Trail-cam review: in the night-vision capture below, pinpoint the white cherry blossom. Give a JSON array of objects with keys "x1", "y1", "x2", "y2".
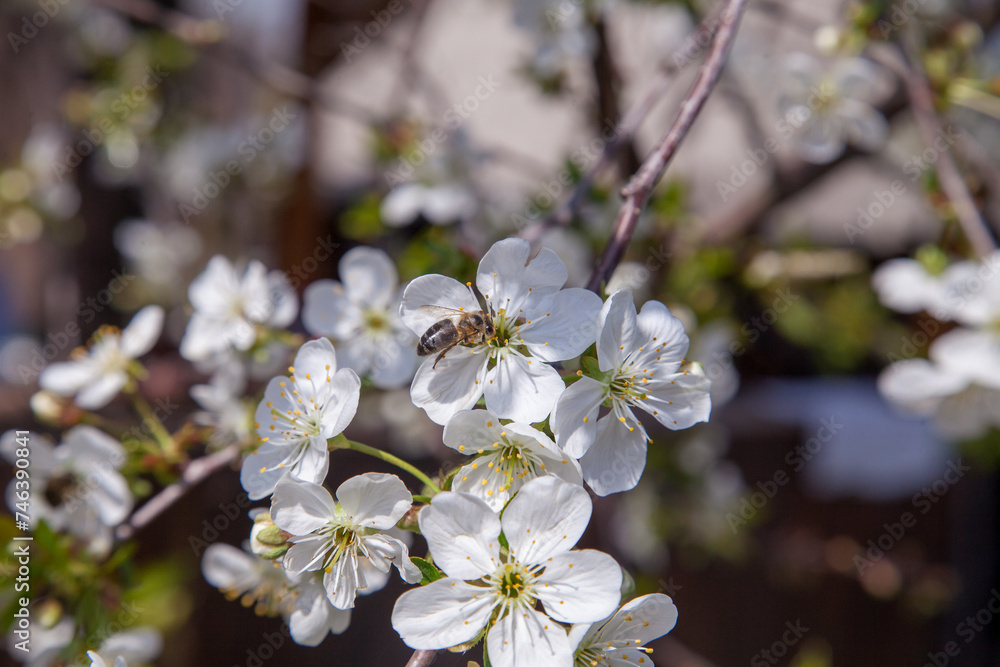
[
  {"x1": 552, "y1": 291, "x2": 712, "y2": 496},
  {"x1": 400, "y1": 238, "x2": 603, "y2": 425},
  {"x1": 190, "y1": 362, "x2": 253, "y2": 449},
  {"x1": 569, "y1": 594, "x2": 678, "y2": 667},
  {"x1": 85, "y1": 629, "x2": 162, "y2": 667},
  {"x1": 878, "y1": 327, "x2": 1000, "y2": 440},
  {"x1": 180, "y1": 255, "x2": 297, "y2": 363},
  {"x1": 443, "y1": 408, "x2": 582, "y2": 510},
  {"x1": 241, "y1": 338, "x2": 360, "y2": 500},
  {"x1": 271, "y1": 474, "x2": 421, "y2": 610},
  {"x1": 778, "y1": 53, "x2": 890, "y2": 164},
  {"x1": 392, "y1": 476, "x2": 622, "y2": 667},
  {"x1": 39, "y1": 305, "x2": 163, "y2": 409},
  {"x1": 380, "y1": 183, "x2": 476, "y2": 227},
  {"x1": 201, "y1": 542, "x2": 352, "y2": 646},
  {"x1": 1, "y1": 427, "x2": 132, "y2": 556},
  {"x1": 303, "y1": 246, "x2": 417, "y2": 389}
]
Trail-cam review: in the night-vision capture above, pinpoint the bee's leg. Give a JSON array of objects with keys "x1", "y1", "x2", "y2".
[{"x1": 432, "y1": 350, "x2": 448, "y2": 368}]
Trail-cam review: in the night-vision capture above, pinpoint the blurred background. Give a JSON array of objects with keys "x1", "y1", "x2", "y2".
[{"x1": 2, "y1": 0, "x2": 1000, "y2": 665}]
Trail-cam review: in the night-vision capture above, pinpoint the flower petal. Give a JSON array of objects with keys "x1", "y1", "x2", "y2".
[
  {"x1": 119, "y1": 305, "x2": 165, "y2": 358},
  {"x1": 75, "y1": 371, "x2": 128, "y2": 409},
  {"x1": 418, "y1": 492, "x2": 501, "y2": 579},
  {"x1": 597, "y1": 291, "x2": 638, "y2": 372},
  {"x1": 872, "y1": 259, "x2": 943, "y2": 315},
  {"x1": 442, "y1": 409, "x2": 504, "y2": 455},
  {"x1": 580, "y1": 417, "x2": 648, "y2": 496},
  {"x1": 535, "y1": 550, "x2": 622, "y2": 623},
  {"x1": 552, "y1": 377, "x2": 605, "y2": 458},
  {"x1": 632, "y1": 299, "x2": 690, "y2": 371},
  {"x1": 302, "y1": 280, "x2": 353, "y2": 338},
  {"x1": 484, "y1": 352, "x2": 564, "y2": 424},
  {"x1": 392, "y1": 578, "x2": 497, "y2": 650},
  {"x1": 520, "y1": 288, "x2": 603, "y2": 362},
  {"x1": 369, "y1": 338, "x2": 419, "y2": 389},
  {"x1": 400, "y1": 274, "x2": 480, "y2": 336},
  {"x1": 410, "y1": 347, "x2": 487, "y2": 425},
  {"x1": 877, "y1": 358, "x2": 966, "y2": 414},
  {"x1": 271, "y1": 478, "x2": 336, "y2": 535},
  {"x1": 503, "y1": 476, "x2": 591, "y2": 564},
  {"x1": 486, "y1": 607, "x2": 573, "y2": 667},
  {"x1": 593, "y1": 593, "x2": 678, "y2": 646},
  {"x1": 39, "y1": 360, "x2": 95, "y2": 395},
  {"x1": 363, "y1": 533, "x2": 422, "y2": 584},
  {"x1": 319, "y1": 368, "x2": 362, "y2": 438},
  {"x1": 240, "y1": 442, "x2": 293, "y2": 500},
  {"x1": 336, "y1": 472, "x2": 412, "y2": 529},
  {"x1": 289, "y1": 578, "x2": 351, "y2": 646},
  {"x1": 633, "y1": 372, "x2": 712, "y2": 430},
  {"x1": 478, "y1": 239, "x2": 567, "y2": 314},
  {"x1": 339, "y1": 246, "x2": 398, "y2": 306}
]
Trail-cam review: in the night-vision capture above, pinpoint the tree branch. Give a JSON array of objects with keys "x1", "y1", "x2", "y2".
[
  {"x1": 519, "y1": 4, "x2": 728, "y2": 245},
  {"x1": 115, "y1": 444, "x2": 240, "y2": 541},
  {"x1": 586, "y1": 0, "x2": 749, "y2": 293},
  {"x1": 405, "y1": 649, "x2": 438, "y2": 667},
  {"x1": 881, "y1": 41, "x2": 998, "y2": 257}
]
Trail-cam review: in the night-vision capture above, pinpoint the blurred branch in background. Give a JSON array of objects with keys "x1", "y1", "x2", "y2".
[{"x1": 587, "y1": 0, "x2": 749, "y2": 293}]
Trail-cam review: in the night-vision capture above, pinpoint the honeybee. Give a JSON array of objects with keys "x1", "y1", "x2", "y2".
[{"x1": 417, "y1": 306, "x2": 495, "y2": 368}]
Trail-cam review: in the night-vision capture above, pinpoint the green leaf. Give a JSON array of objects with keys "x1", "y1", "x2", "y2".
[
  {"x1": 411, "y1": 557, "x2": 444, "y2": 585},
  {"x1": 483, "y1": 646, "x2": 492, "y2": 667}
]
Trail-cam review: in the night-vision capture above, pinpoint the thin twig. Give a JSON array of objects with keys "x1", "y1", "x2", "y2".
[
  {"x1": 519, "y1": 4, "x2": 727, "y2": 245},
  {"x1": 586, "y1": 0, "x2": 749, "y2": 293},
  {"x1": 405, "y1": 649, "x2": 437, "y2": 667},
  {"x1": 873, "y1": 42, "x2": 997, "y2": 257},
  {"x1": 115, "y1": 444, "x2": 240, "y2": 541}
]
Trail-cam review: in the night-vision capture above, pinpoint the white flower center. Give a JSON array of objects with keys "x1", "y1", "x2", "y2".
[
  {"x1": 489, "y1": 437, "x2": 543, "y2": 490},
  {"x1": 363, "y1": 308, "x2": 393, "y2": 335}
]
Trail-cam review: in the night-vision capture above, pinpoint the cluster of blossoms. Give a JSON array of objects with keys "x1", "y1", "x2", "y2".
[
  {"x1": 873, "y1": 251, "x2": 1000, "y2": 440},
  {"x1": 16, "y1": 237, "x2": 707, "y2": 665},
  {"x1": 209, "y1": 237, "x2": 709, "y2": 662}
]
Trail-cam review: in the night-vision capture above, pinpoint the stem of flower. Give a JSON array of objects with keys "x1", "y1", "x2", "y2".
[
  {"x1": 127, "y1": 390, "x2": 178, "y2": 458},
  {"x1": 329, "y1": 435, "x2": 442, "y2": 495}
]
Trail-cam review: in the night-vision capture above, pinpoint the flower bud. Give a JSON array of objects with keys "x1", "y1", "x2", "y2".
[{"x1": 250, "y1": 512, "x2": 289, "y2": 560}]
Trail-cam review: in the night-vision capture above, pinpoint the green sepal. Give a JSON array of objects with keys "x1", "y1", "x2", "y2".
[{"x1": 411, "y1": 556, "x2": 445, "y2": 585}]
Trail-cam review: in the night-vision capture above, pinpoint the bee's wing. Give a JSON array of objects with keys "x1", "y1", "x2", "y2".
[{"x1": 417, "y1": 305, "x2": 469, "y2": 320}]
